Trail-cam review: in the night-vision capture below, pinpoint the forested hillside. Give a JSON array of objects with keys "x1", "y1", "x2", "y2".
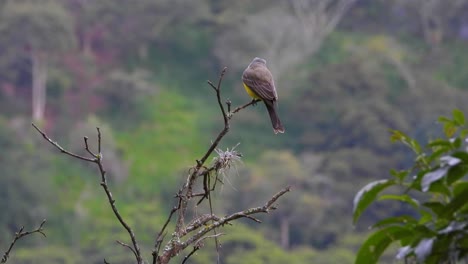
[{"x1": 1, "y1": 0, "x2": 468, "y2": 263}]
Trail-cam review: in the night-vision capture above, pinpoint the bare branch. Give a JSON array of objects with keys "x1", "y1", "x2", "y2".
[
  {"x1": 229, "y1": 99, "x2": 261, "y2": 117},
  {"x1": 116, "y1": 240, "x2": 138, "y2": 260},
  {"x1": 97, "y1": 127, "x2": 102, "y2": 154},
  {"x1": 32, "y1": 67, "x2": 288, "y2": 264},
  {"x1": 182, "y1": 233, "x2": 225, "y2": 264},
  {"x1": 83, "y1": 136, "x2": 97, "y2": 158},
  {"x1": 1, "y1": 220, "x2": 46, "y2": 263},
  {"x1": 173, "y1": 68, "x2": 232, "y2": 237},
  {"x1": 197, "y1": 68, "x2": 229, "y2": 166},
  {"x1": 152, "y1": 205, "x2": 179, "y2": 263},
  {"x1": 181, "y1": 214, "x2": 220, "y2": 237},
  {"x1": 152, "y1": 68, "x2": 290, "y2": 264},
  {"x1": 242, "y1": 215, "x2": 262, "y2": 223},
  {"x1": 182, "y1": 186, "x2": 290, "y2": 249},
  {"x1": 181, "y1": 244, "x2": 201, "y2": 264},
  {"x1": 32, "y1": 125, "x2": 143, "y2": 264},
  {"x1": 32, "y1": 123, "x2": 95, "y2": 162}
]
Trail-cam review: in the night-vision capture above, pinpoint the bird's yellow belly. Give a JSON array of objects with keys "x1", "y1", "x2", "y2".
[{"x1": 243, "y1": 83, "x2": 261, "y2": 100}]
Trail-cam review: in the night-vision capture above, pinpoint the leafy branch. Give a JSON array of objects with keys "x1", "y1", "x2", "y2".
[{"x1": 353, "y1": 109, "x2": 468, "y2": 264}]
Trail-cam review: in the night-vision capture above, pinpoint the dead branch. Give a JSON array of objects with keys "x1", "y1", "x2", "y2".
[
  {"x1": 182, "y1": 233, "x2": 225, "y2": 264},
  {"x1": 31, "y1": 67, "x2": 289, "y2": 264},
  {"x1": 1, "y1": 220, "x2": 46, "y2": 263},
  {"x1": 152, "y1": 68, "x2": 290, "y2": 264},
  {"x1": 32, "y1": 125, "x2": 143, "y2": 264}
]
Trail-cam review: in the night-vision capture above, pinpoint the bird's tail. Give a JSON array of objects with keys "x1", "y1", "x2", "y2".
[{"x1": 264, "y1": 100, "x2": 285, "y2": 134}]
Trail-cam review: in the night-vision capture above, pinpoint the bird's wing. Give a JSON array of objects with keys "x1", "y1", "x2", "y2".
[{"x1": 242, "y1": 67, "x2": 277, "y2": 101}]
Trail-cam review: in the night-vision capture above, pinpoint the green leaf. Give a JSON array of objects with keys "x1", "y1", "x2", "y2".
[
  {"x1": 414, "y1": 238, "x2": 434, "y2": 262},
  {"x1": 410, "y1": 139, "x2": 422, "y2": 154},
  {"x1": 419, "y1": 210, "x2": 433, "y2": 224},
  {"x1": 423, "y1": 202, "x2": 447, "y2": 218},
  {"x1": 444, "y1": 123, "x2": 457, "y2": 138},
  {"x1": 354, "y1": 226, "x2": 413, "y2": 264},
  {"x1": 434, "y1": 218, "x2": 450, "y2": 231},
  {"x1": 454, "y1": 182, "x2": 468, "y2": 197},
  {"x1": 451, "y1": 152, "x2": 468, "y2": 162},
  {"x1": 447, "y1": 164, "x2": 468, "y2": 185},
  {"x1": 372, "y1": 215, "x2": 418, "y2": 229},
  {"x1": 410, "y1": 170, "x2": 429, "y2": 191},
  {"x1": 353, "y1": 179, "x2": 395, "y2": 224},
  {"x1": 438, "y1": 116, "x2": 453, "y2": 124},
  {"x1": 457, "y1": 235, "x2": 468, "y2": 248},
  {"x1": 396, "y1": 246, "x2": 413, "y2": 260},
  {"x1": 452, "y1": 137, "x2": 462, "y2": 148},
  {"x1": 378, "y1": 194, "x2": 420, "y2": 209},
  {"x1": 461, "y1": 128, "x2": 468, "y2": 138},
  {"x1": 390, "y1": 169, "x2": 409, "y2": 182},
  {"x1": 428, "y1": 139, "x2": 453, "y2": 148},
  {"x1": 453, "y1": 109, "x2": 465, "y2": 126},
  {"x1": 426, "y1": 179, "x2": 451, "y2": 197},
  {"x1": 440, "y1": 156, "x2": 462, "y2": 167},
  {"x1": 443, "y1": 183, "x2": 468, "y2": 218},
  {"x1": 427, "y1": 148, "x2": 450, "y2": 164},
  {"x1": 413, "y1": 224, "x2": 438, "y2": 237},
  {"x1": 390, "y1": 129, "x2": 407, "y2": 143},
  {"x1": 421, "y1": 167, "x2": 448, "y2": 192},
  {"x1": 456, "y1": 203, "x2": 468, "y2": 215},
  {"x1": 439, "y1": 221, "x2": 466, "y2": 234}
]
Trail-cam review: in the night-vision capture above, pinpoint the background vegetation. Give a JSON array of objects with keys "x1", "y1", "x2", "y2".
[{"x1": 1, "y1": 0, "x2": 468, "y2": 263}]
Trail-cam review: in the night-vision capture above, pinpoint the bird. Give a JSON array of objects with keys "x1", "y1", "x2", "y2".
[{"x1": 242, "y1": 57, "x2": 285, "y2": 134}]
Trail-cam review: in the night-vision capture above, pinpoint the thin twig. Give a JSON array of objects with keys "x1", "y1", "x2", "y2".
[
  {"x1": 208, "y1": 67, "x2": 228, "y2": 124},
  {"x1": 151, "y1": 204, "x2": 179, "y2": 264},
  {"x1": 207, "y1": 175, "x2": 221, "y2": 263},
  {"x1": 226, "y1": 100, "x2": 232, "y2": 112},
  {"x1": 181, "y1": 233, "x2": 225, "y2": 264},
  {"x1": 83, "y1": 136, "x2": 96, "y2": 158},
  {"x1": 1, "y1": 220, "x2": 46, "y2": 263},
  {"x1": 97, "y1": 127, "x2": 102, "y2": 154},
  {"x1": 229, "y1": 99, "x2": 261, "y2": 117},
  {"x1": 181, "y1": 244, "x2": 200, "y2": 264},
  {"x1": 32, "y1": 124, "x2": 94, "y2": 162},
  {"x1": 116, "y1": 240, "x2": 138, "y2": 260},
  {"x1": 192, "y1": 192, "x2": 208, "y2": 197},
  {"x1": 242, "y1": 215, "x2": 262, "y2": 223}
]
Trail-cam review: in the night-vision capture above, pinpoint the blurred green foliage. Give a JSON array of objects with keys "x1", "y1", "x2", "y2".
[
  {"x1": 354, "y1": 109, "x2": 468, "y2": 263},
  {"x1": 1, "y1": 0, "x2": 468, "y2": 263}
]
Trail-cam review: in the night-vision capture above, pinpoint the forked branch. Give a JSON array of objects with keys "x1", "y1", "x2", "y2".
[
  {"x1": 1, "y1": 220, "x2": 46, "y2": 263},
  {"x1": 152, "y1": 68, "x2": 290, "y2": 264},
  {"x1": 32, "y1": 125, "x2": 143, "y2": 264},
  {"x1": 30, "y1": 67, "x2": 289, "y2": 264}
]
